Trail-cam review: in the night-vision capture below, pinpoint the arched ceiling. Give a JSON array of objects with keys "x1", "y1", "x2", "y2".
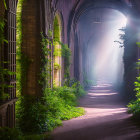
[
  {"x1": 73, "y1": 0, "x2": 130, "y2": 29},
  {"x1": 77, "y1": 8, "x2": 127, "y2": 50},
  {"x1": 67, "y1": 0, "x2": 132, "y2": 44}
]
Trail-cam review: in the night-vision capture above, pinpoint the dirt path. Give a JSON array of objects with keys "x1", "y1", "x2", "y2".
[{"x1": 52, "y1": 83, "x2": 140, "y2": 140}]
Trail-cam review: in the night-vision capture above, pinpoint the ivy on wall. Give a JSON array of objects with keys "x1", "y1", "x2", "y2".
[
  {"x1": 16, "y1": 32, "x2": 85, "y2": 135},
  {"x1": 16, "y1": 0, "x2": 26, "y2": 96},
  {"x1": 15, "y1": 0, "x2": 86, "y2": 135},
  {"x1": 0, "y1": 1, "x2": 15, "y2": 100}
]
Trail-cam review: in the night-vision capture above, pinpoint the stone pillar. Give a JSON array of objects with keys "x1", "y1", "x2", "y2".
[{"x1": 22, "y1": 0, "x2": 42, "y2": 95}]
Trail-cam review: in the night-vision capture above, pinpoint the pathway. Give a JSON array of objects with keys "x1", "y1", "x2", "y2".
[{"x1": 52, "y1": 83, "x2": 140, "y2": 140}]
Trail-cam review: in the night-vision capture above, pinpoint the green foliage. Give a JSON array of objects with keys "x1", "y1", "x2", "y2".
[
  {"x1": 3, "y1": 0, "x2": 7, "y2": 9},
  {"x1": 54, "y1": 63, "x2": 61, "y2": 70},
  {"x1": 83, "y1": 80, "x2": 94, "y2": 89},
  {"x1": 128, "y1": 43, "x2": 140, "y2": 117},
  {"x1": 0, "y1": 17, "x2": 7, "y2": 45},
  {"x1": 53, "y1": 17, "x2": 71, "y2": 84},
  {"x1": 83, "y1": 72, "x2": 95, "y2": 89},
  {"x1": 16, "y1": 95, "x2": 49, "y2": 134},
  {"x1": 16, "y1": 33, "x2": 85, "y2": 135},
  {"x1": 53, "y1": 17, "x2": 60, "y2": 43},
  {"x1": 16, "y1": 84, "x2": 85, "y2": 134},
  {"x1": 0, "y1": 3, "x2": 15, "y2": 100},
  {"x1": 0, "y1": 127, "x2": 51, "y2": 140},
  {"x1": 23, "y1": 134, "x2": 47, "y2": 140},
  {"x1": 0, "y1": 127, "x2": 23, "y2": 140},
  {"x1": 53, "y1": 47, "x2": 61, "y2": 56},
  {"x1": 39, "y1": 32, "x2": 52, "y2": 88},
  {"x1": 128, "y1": 76, "x2": 140, "y2": 116},
  {"x1": 16, "y1": 0, "x2": 25, "y2": 96},
  {"x1": 59, "y1": 42, "x2": 71, "y2": 85},
  {"x1": 48, "y1": 30, "x2": 53, "y2": 38},
  {"x1": 0, "y1": 65, "x2": 15, "y2": 100},
  {"x1": 44, "y1": 85, "x2": 85, "y2": 124},
  {"x1": 18, "y1": 53, "x2": 30, "y2": 95},
  {"x1": 16, "y1": 14, "x2": 85, "y2": 136},
  {"x1": 71, "y1": 80, "x2": 86, "y2": 97}
]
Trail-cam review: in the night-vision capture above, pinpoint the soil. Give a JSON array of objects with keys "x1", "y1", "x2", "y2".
[{"x1": 52, "y1": 83, "x2": 140, "y2": 140}]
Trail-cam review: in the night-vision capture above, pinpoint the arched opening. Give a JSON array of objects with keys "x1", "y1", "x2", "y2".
[
  {"x1": 75, "y1": 8, "x2": 127, "y2": 91},
  {"x1": 53, "y1": 14, "x2": 62, "y2": 87}
]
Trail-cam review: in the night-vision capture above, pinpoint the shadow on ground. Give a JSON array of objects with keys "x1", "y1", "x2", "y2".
[{"x1": 52, "y1": 84, "x2": 140, "y2": 140}]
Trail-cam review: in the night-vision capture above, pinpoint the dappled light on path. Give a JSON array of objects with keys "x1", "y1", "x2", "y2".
[{"x1": 52, "y1": 84, "x2": 140, "y2": 140}]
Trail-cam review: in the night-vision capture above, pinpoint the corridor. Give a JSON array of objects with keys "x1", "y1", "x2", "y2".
[{"x1": 52, "y1": 83, "x2": 140, "y2": 140}]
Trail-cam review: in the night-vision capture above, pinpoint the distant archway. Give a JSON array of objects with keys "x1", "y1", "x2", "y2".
[{"x1": 68, "y1": 0, "x2": 138, "y2": 99}]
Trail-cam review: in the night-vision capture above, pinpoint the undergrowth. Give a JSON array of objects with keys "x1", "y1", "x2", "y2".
[
  {"x1": 128, "y1": 76, "x2": 140, "y2": 117},
  {"x1": 16, "y1": 84, "x2": 85, "y2": 134},
  {"x1": 0, "y1": 127, "x2": 51, "y2": 140},
  {"x1": 15, "y1": 1, "x2": 86, "y2": 136},
  {"x1": 15, "y1": 31, "x2": 86, "y2": 135},
  {"x1": 128, "y1": 43, "x2": 140, "y2": 119}
]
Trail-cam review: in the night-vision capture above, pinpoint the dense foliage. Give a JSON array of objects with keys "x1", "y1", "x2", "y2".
[
  {"x1": 128, "y1": 43, "x2": 140, "y2": 118},
  {"x1": 12, "y1": 0, "x2": 86, "y2": 137},
  {"x1": 16, "y1": 84, "x2": 85, "y2": 134},
  {"x1": 0, "y1": 1, "x2": 15, "y2": 100},
  {"x1": 16, "y1": 0, "x2": 25, "y2": 95},
  {"x1": 0, "y1": 127, "x2": 50, "y2": 140},
  {"x1": 16, "y1": 31, "x2": 86, "y2": 135},
  {"x1": 128, "y1": 74, "x2": 140, "y2": 117},
  {"x1": 0, "y1": 5, "x2": 6, "y2": 100}
]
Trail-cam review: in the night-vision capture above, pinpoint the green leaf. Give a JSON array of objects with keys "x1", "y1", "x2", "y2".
[{"x1": 3, "y1": 0, "x2": 7, "y2": 9}]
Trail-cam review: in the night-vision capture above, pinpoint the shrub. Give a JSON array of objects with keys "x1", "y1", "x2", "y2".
[
  {"x1": 16, "y1": 95, "x2": 49, "y2": 134},
  {"x1": 72, "y1": 81, "x2": 86, "y2": 97},
  {"x1": 0, "y1": 127, "x2": 23, "y2": 140},
  {"x1": 128, "y1": 76, "x2": 140, "y2": 117},
  {"x1": 16, "y1": 84, "x2": 85, "y2": 134},
  {"x1": 0, "y1": 127, "x2": 51, "y2": 140}
]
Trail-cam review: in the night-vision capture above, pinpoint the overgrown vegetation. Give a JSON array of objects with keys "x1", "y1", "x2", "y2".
[
  {"x1": 0, "y1": 1, "x2": 85, "y2": 139},
  {"x1": 128, "y1": 43, "x2": 140, "y2": 118},
  {"x1": 0, "y1": 127, "x2": 51, "y2": 140},
  {"x1": 16, "y1": 85, "x2": 85, "y2": 134},
  {"x1": 0, "y1": 0, "x2": 15, "y2": 100},
  {"x1": 83, "y1": 72, "x2": 95, "y2": 89},
  {"x1": 16, "y1": 0, "x2": 25, "y2": 95},
  {"x1": 128, "y1": 76, "x2": 140, "y2": 117},
  {"x1": 1, "y1": 1, "x2": 87, "y2": 137},
  {"x1": 16, "y1": 31, "x2": 86, "y2": 135}
]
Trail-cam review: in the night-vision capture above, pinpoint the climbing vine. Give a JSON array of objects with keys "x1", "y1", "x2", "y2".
[
  {"x1": 16, "y1": 32, "x2": 85, "y2": 135},
  {"x1": 0, "y1": 1, "x2": 15, "y2": 100},
  {"x1": 15, "y1": 1, "x2": 86, "y2": 135},
  {"x1": 53, "y1": 16, "x2": 71, "y2": 86},
  {"x1": 16, "y1": 0, "x2": 25, "y2": 95},
  {"x1": 39, "y1": 32, "x2": 52, "y2": 89}
]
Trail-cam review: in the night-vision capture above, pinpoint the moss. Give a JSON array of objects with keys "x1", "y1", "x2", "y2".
[
  {"x1": 54, "y1": 63, "x2": 61, "y2": 70},
  {"x1": 53, "y1": 17, "x2": 60, "y2": 43},
  {"x1": 16, "y1": 0, "x2": 25, "y2": 96}
]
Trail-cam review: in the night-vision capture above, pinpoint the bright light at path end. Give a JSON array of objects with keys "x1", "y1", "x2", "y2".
[
  {"x1": 119, "y1": 16, "x2": 127, "y2": 27},
  {"x1": 93, "y1": 11, "x2": 126, "y2": 85}
]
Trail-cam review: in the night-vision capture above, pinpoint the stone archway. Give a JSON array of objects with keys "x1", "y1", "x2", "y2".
[{"x1": 68, "y1": 0, "x2": 139, "y2": 99}]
